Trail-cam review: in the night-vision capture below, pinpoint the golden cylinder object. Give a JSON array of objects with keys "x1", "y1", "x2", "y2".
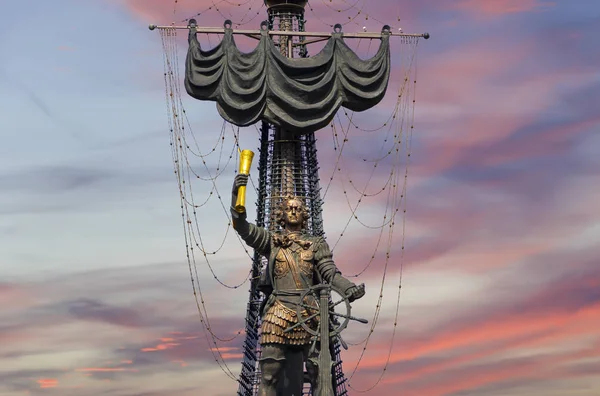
[{"x1": 235, "y1": 150, "x2": 255, "y2": 213}]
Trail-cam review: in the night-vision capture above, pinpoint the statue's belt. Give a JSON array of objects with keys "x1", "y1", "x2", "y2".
[{"x1": 272, "y1": 289, "x2": 304, "y2": 296}]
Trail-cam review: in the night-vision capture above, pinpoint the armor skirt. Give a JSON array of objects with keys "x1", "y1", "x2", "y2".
[{"x1": 260, "y1": 299, "x2": 317, "y2": 345}]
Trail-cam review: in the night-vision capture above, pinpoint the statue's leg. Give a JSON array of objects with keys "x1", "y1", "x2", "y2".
[
  {"x1": 304, "y1": 343, "x2": 320, "y2": 392},
  {"x1": 283, "y1": 346, "x2": 305, "y2": 395},
  {"x1": 258, "y1": 344, "x2": 285, "y2": 396}
]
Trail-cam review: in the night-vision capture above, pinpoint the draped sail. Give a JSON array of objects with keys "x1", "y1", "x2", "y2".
[{"x1": 185, "y1": 24, "x2": 391, "y2": 133}]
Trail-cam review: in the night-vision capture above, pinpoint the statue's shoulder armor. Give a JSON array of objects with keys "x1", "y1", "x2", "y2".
[
  {"x1": 302, "y1": 234, "x2": 325, "y2": 248},
  {"x1": 269, "y1": 231, "x2": 284, "y2": 249}
]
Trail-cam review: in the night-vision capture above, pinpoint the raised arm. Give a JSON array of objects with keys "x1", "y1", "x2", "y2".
[
  {"x1": 313, "y1": 238, "x2": 365, "y2": 302},
  {"x1": 231, "y1": 174, "x2": 271, "y2": 256}
]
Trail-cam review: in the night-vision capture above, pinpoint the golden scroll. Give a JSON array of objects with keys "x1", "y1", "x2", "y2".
[{"x1": 235, "y1": 149, "x2": 254, "y2": 213}]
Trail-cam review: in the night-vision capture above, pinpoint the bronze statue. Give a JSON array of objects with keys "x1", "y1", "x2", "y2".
[{"x1": 231, "y1": 173, "x2": 365, "y2": 396}]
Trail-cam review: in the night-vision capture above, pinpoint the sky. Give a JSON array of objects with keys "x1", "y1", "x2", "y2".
[{"x1": 1, "y1": 0, "x2": 599, "y2": 395}]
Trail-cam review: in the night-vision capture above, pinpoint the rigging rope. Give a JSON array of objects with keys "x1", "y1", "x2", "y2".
[
  {"x1": 306, "y1": 0, "x2": 399, "y2": 30},
  {"x1": 346, "y1": 41, "x2": 419, "y2": 391},
  {"x1": 161, "y1": 27, "x2": 252, "y2": 381}
]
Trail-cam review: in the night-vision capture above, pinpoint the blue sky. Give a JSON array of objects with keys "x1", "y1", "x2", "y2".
[{"x1": 1, "y1": 1, "x2": 599, "y2": 395}]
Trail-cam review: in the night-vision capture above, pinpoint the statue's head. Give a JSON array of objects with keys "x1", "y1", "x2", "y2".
[{"x1": 274, "y1": 196, "x2": 309, "y2": 230}]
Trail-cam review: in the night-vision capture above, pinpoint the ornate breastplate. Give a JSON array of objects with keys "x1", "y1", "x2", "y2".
[
  {"x1": 274, "y1": 249, "x2": 289, "y2": 279},
  {"x1": 298, "y1": 249, "x2": 313, "y2": 277},
  {"x1": 272, "y1": 233, "x2": 315, "y2": 283}
]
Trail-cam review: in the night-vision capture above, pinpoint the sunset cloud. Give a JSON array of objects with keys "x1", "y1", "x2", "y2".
[
  {"x1": 340, "y1": 252, "x2": 600, "y2": 394},
  {"x1": 450, "y1": 0, "x2": 554, "y2": 16},
  {"x1": 37, "y1": 379, "x2": 58, "y2": 389}
]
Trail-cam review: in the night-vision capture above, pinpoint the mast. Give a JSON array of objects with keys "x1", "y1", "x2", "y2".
[{"x1": 238, "y1": 3, "x2": 336, "y2": 395}]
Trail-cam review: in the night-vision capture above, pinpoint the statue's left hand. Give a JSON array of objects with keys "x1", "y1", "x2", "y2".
[{"x1": 347, "y1": 283, "x2": 366, "y2": 302}]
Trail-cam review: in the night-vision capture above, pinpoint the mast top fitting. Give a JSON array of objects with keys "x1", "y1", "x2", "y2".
[{"x1": 264, "y1": 0, "x2": 308, "y2": 11}]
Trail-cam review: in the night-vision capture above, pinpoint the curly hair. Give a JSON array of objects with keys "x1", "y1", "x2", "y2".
[{"x1": 273, "y1": 196, "x2": 309, "y2": 230}]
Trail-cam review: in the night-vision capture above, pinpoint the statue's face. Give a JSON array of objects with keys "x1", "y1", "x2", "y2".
[{"x1": 283, "y1": 199, "x2": 303, "y2": 226}]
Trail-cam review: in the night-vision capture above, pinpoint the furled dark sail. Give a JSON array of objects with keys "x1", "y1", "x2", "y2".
[{"x1": 185, "y1": 23, "x2": 391, "y2": 134}]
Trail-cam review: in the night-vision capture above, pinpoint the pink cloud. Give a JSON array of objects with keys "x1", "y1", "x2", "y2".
[
  {"x1": 36, "y1": 378, "x2": 58, "y2": 389},
  {"x1": 450, "y1": 0, "x2": 554, "y2": 16},
  {"x1": 75, "y1": 367, "x2": 137, "y2": 372},
  {"x1": 0, "y1": 282, "x2": 34, "y2": 310},
  {"x1": 410, "y1": 37, "x2": 596, "y2": 179},
  {"x1": 121, "y1": 0, "x2": 184, "y2": 22},
  {"x1": 209, "y1": 347, "x2": 238, "y2": 352},
  {"x1": 416, "y1": 347, "x2": 597, "y2": 396},
  {"x1": 122, "y1": 0, "x2": 261, "y2": 25},
  {"x1": 221, "y1": 352, "x2": 244, "y2": 359},
  {"x1": 310, "y1": 37, "x2": 571, "y2": 190},
  {"x1": 344, "y1": 295, "x2": 600, "y2": 394},
  {"x1": 141, "y1": 342, "x2": 180, "y2": 352},
  {"x1": 330, "y1": 245, "x2": 600, "y2": 390},
  {"x1": 340, "y1": 172, "x2": 598, "y2": 277},
  {"x1": 457, "y1": 115, "x2": 600, "y2": 170},
  {"x1": 171, "y1": 359, "x2": 188, "y2": 367}
]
